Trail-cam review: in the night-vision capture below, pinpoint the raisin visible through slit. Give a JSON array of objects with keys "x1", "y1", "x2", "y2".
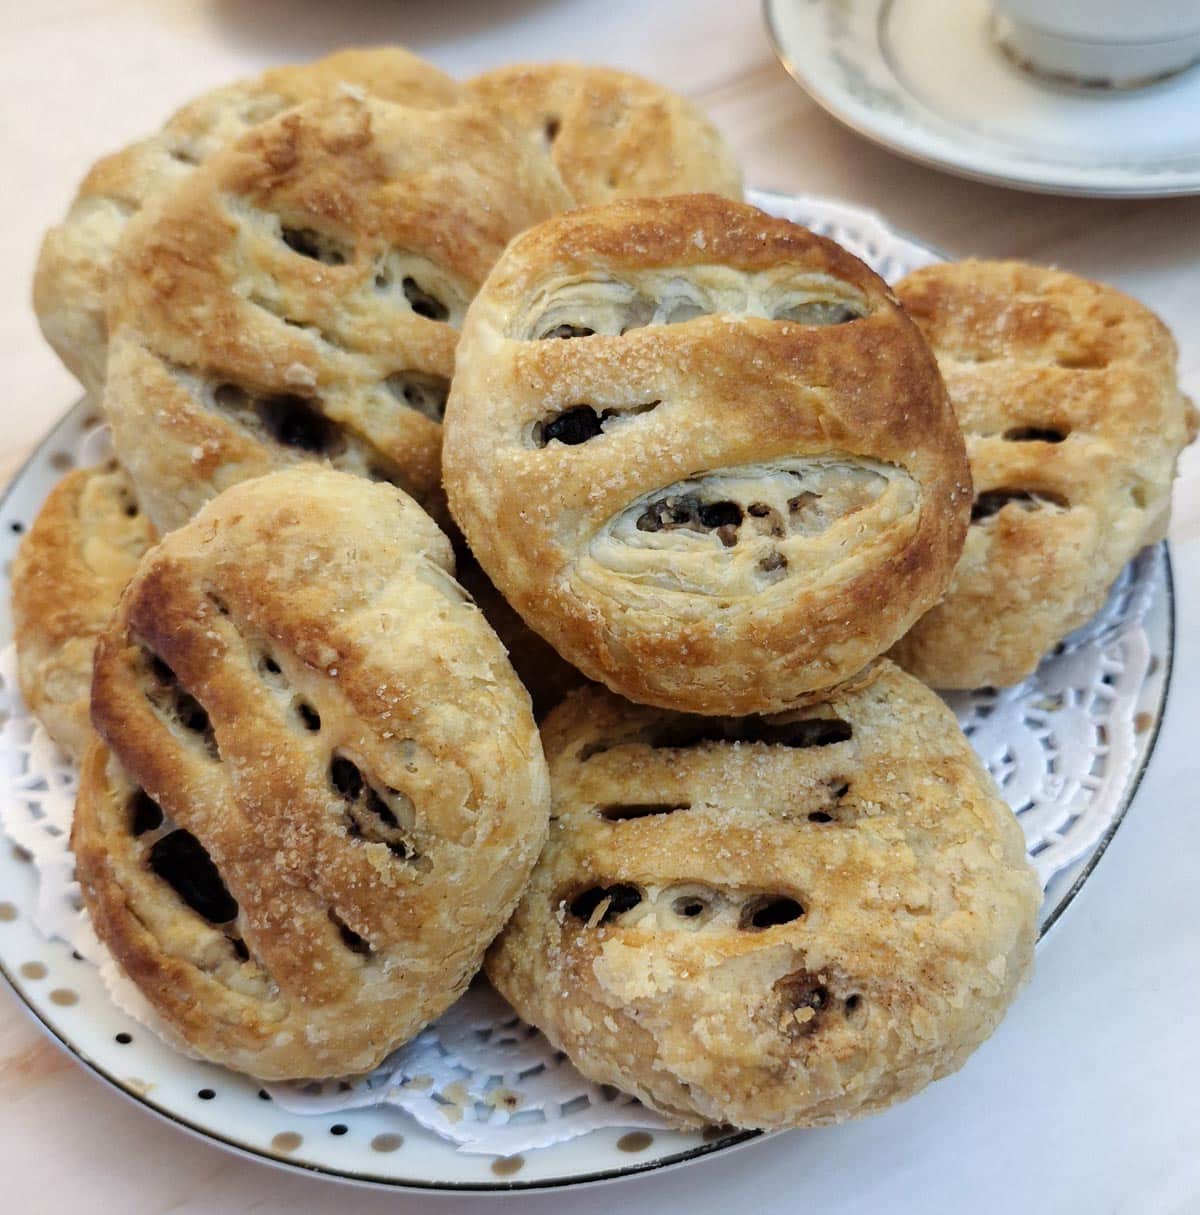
[
  {"x1": 330, "y1": 756, "x2": 362, "y2": 799},
  {"x1": 971, "y1": 488, "x2": 1069, "y2": 522},
  {"x1": 539, "y1": 405, "x2": 604, "y2": 446},
  {"x1": 257, "y1": 396, "x2": 342, "y2": 454},
  {"x1": 540, "y1": 324, "x2": 595, "y2": 340},
  {"x1": 537, "y1": 401, "x2": 660, "y2": 447},
  {"x1": 384, "y1": 373, "x2": 450, "y2": 422},
  {"x1": 808, "y1": 779, "x2": 851, "y2": 823},
  {"x1": 329, "y1": 909, "x2": 371, "y2": 957},
  {"x1": 1003, "y1": 427, "x2": 1067, "y2": 443},
  {"x1": 280, "y1": 226, "x2": 350, "y2": 266},
  {"x1": 141, "y1": 650, "x2": 219, "y2": 760},
  {"x1": 129, "y1": 790, "x2": 164, "y2": 836},
  {"x1": 775, "y1": 972, "x2": 830, "y2": 1036},
  {"x1": 329, "y1": 755, "x2": 418, "y2": 862},
  {"x1": 740, "y1": 895, "x2": 804, "y2": 930},
  {"x1": 635, "y1": 494, "x2": 743, "y2": 545},
  {"x1": 212, "y1": 385, "x2": 344, "y2": 457},
  {"x1": 775, "y1": 301, "x2": 863, "y2": 325},
  {"x1": 402, "y1": 276, "x2": 449, "y2": 322},
  {"x1": 148, "y1": 830, "x2": 238, "y2": 924},
  {"x1": 598, "y1": 802, "x2": 690, "y2": 821},
  {"x1": 567, "y1": 884, "x2": 642, "y2": 924},
  {"x1": 647, "y1": 715, "x2": 852, "y2": 750}
]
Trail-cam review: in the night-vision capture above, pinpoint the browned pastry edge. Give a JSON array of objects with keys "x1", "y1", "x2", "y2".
[{"x1": 12, "y1": 462, "x2": 154, "y2": 760}]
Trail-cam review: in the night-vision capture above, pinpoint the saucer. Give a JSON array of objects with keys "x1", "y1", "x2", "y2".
[{"x1": 763, "y1": 0, "x2": 1200, "y2": 197}]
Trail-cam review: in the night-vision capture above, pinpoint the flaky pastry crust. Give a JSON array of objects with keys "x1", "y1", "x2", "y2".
[
  {"x1": 103, "y1": 94, "x2": 571, "y2": 534},
  {"x1": 33, "y1": 46, "x2": 463, "y2": 394},
  {"x1": 466, "y1": 62, "x2": 741, "y2": 206},
  {"x1": 487, "y1": 663, "x2": 1040, "y2": 1129},
  {"x1": 443, "y1": 195, "x2": 971, "y2": 714},
  {"x1": 72, "y1": 468, "x2": 549, "y2": 1079},
  {"x1": 12, "y1": 462, "x2": 154, "y2": 760},
  {"x1": 890, "y1": 260, "x2": 1198, "y2": 688},
  {"x1": 455, "y1": 547, "x2": 589, "y2": 719}
]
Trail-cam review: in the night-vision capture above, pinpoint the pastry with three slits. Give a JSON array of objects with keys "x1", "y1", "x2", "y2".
[
  {"x1": 890, "y1": 259, "x2": 1197, "y2": 688},
  {"x1": 487, "y1": 663, "x2": 1040, "y2": 1129}
]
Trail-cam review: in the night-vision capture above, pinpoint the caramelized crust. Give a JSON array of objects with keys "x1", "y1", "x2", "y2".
[
  {"x1": 466, "y1": 62, "x2": 741, "y2": 206},
  {"x1": 487, "y1": 663, "x2": 1040, "y2": 1129},
  {"x1": 73, "y1": 468, "x2": 549, "y2": 1079},
  {"x1": 33, "y1": 46, "x2": 463, "y2": 394},
  {"x1": 891, "y1": 260, "x2": 1198, "y2": 688},
  {"x1": 12, "y1": 463, "x2": 154, "y2": 760},
  {"x1": 104, "y1": 94, "x2": 571, "y2": 534},
  {"x1": 443, "y1": 195, "x2": 971, "y2": 714}
]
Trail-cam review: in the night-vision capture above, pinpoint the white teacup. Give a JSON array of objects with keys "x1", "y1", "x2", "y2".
[{"x1": 993, "y1": 0, "x2": 1200, "y2": 87}]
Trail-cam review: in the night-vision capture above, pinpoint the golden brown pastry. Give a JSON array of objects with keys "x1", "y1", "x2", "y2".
[
  {"x1": 488, "y1": 663, "x2": 1040, "y2": 1129},
  {"x1": 12, "y1": 462, "x2": 154, "y2": 760},
  {"x1": 466, "y1": 62, "x2": 741, "y2": 206},
  {"x1": 891, "y1": 260, "x2": 1198, "y2": 688},
  {"x1": 454, "y1": 547, "x2": 588, "y2": 719},
  {"x1": 443, "y1": 195, "x2": 971, "y2": 715},
  {"x1": 34, "y1": 46, "x2": 463, "y2": 394},
  {"x1": 103, "y1": 93, "x2": 571, "y2": 534},
  {"x1": 73, "y1": 467, "x2": 550, "y2": 1079}
]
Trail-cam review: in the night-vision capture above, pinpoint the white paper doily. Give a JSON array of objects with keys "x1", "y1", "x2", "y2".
[{"x1": 0, "y1": 192, "x2": 1175, "y2": 1191}]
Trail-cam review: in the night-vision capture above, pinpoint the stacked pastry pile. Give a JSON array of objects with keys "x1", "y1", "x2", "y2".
[{"x1": 15, "y1": 46, "x2": 1195, "y2": 1130}]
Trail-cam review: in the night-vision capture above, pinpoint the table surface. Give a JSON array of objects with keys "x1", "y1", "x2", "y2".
[{"x1": 3, "y1": 3, "x2": 1199, "y2": 1213}]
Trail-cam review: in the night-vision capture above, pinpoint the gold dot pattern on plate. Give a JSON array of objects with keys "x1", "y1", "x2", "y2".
[
  {"x1": 49, "y1": 988, "x2": 79, "y2": 1006},
  {"x1": 491, "y1": 1155, "x2": 525, "y2": 1176},
  {"x1": 271, "y1": 1132, "x2": 303, "y2": 1154},
  {"x1": 0, "y1": 903, "x2": 17, "y2": 921},
  {"x1": 50, "y1": 451, "x2": 74, "y2": 471},
  {"x1": 370, "y1": 1133, "x2": 404, "y2": 1153},
  {"x1": 617, "y1": 1132, "x2": 654, "y2": 1152},
  {"x1": 11, "y1": 845, "x2": 33, "y2": 863},
  {"x1": 19, "y1": 961, "x2": 47, "y2": 980},
  {"x1": 1135, "y1": 711, "x2": 1153, "y2": 734}
]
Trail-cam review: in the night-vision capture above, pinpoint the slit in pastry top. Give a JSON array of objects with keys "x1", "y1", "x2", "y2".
[
  {"x1": 583, "y1": 455, "x2": 919, "y2": 598},
  {"x1": 515, "y1": 268, "x2": 870, "y2": 341}
]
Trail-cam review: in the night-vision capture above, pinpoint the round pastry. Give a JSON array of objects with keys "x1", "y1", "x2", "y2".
[
  {"x1": 34, "y1": 46, "x2": 463, "y2": 394},
  {"x1": 890, "y1": 260, "x2": 1198, "y2": 688},
  {"x1": 443, "y1": 194, "x2": 971, "y2": 715},
  {"x1": 104, "y1": 93, "x2": 571, "y2": 534},
  {"x1": 12, "y1": 461, "x2": 154, "y2": 761},
  {"x1": 487, "y1": 663, "x2": 1040, "y2": 1129},
  {"x1": 73, "y1": 468, "x2": 550, "y2": 1079},
  {"x1": 466, "y1": 62, "x2": 742, "y2": 206}
]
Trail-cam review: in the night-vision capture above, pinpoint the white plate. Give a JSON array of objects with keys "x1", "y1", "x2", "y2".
[
  {"x1": 0, "y1": 191, "x2": 1174, "y2": 1191},
  {"x1": 764, "y1": 0, "x2": 1200, "y2": 197}
]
